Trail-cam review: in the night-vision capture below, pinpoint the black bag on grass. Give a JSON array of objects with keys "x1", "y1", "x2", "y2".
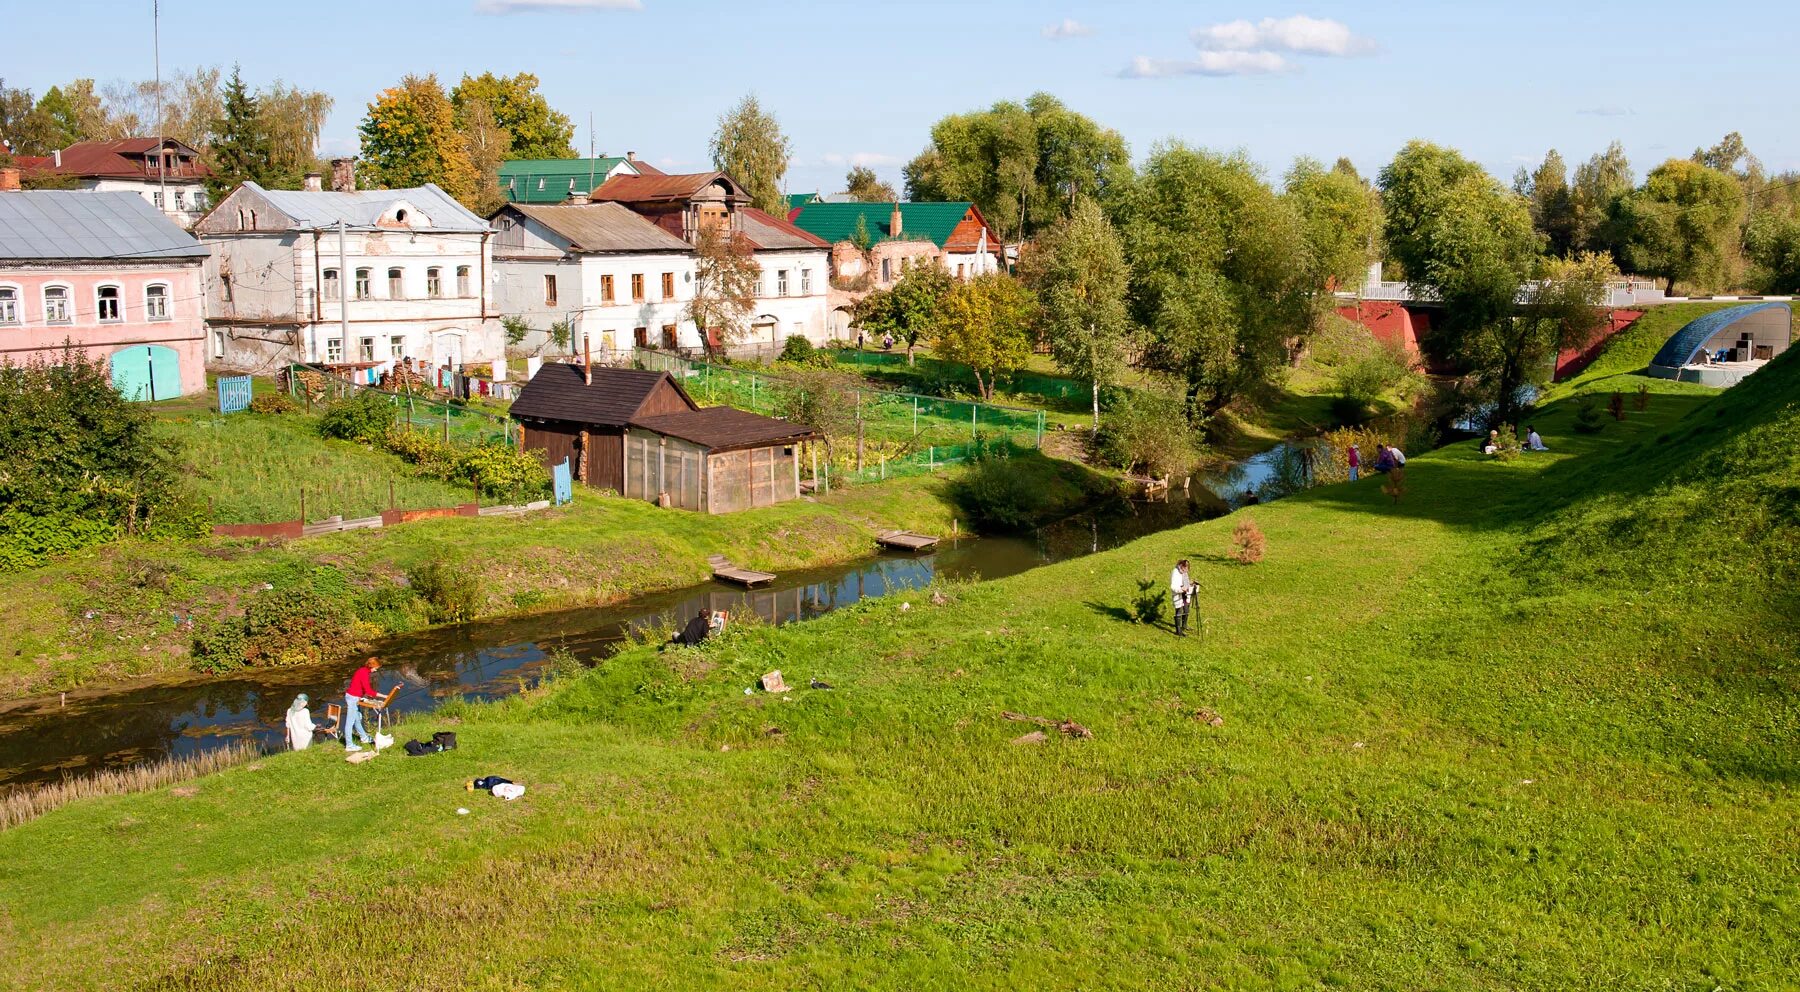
[
  {"x1": 431, "y1": 731, "x2": 458, "y2": 750},
  {"x1": 403, "y1": 739, "x2": 432, "y2": 757}
]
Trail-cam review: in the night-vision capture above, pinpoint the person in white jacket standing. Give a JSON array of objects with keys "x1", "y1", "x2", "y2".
[{"x1": 1170, "y1": 559, "x2": 1194, "y2": 637}]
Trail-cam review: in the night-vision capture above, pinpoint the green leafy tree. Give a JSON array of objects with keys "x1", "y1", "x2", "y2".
[
  {"x1": 1618, "y1": 158, "x2": 1743, "y2": 294},
  {"x1": 709, "y1": 94, "x2": 791, "y2": 216},
  {"x1": 1745, "y1": 208, "x2": 1800, "y2": 293},
  {"x1": 850, "y1": 213, "x2": 873, "y2": 250},
  {"x1": 685, "y1": 225, "x2": 761, "y2": 351},
  {"x1": 932, "y1": 274, "x2": 1038, "y2": 401},
  {"x1": 844, "y1": 165, "x2": 897, "y2": 202},
  {"x1": 1378, "y1": 140, "x2": 1494, "y2": 283},
  {"x1": 1284, "y1": 156, "x2": 1383, "y2": 290},
  {"x1": 358, "y1": 74, "x2": 477, "y2": 206},
  {"x1": 0, "y1": 80, "x2": 56, "y2": 157},
  {"x1": 1514, "y1": 149, "x2": 1578, "y2": 257},
  {"x1": 457, "y1": 98, "x2": 512, "y2": 216},
  {"x1": 1123, "y1": 143, "x2": 1317, "y2": 420},
  {"x1": 903, "y1": 92, "x2": 1130, "y2": 240},
  {"x1": 1571, "y1": 141, "x2": 1633, "y2": 258},
  {"x1": 1018, "y1": 198, "x2": 1132, "y2": 429},
  {"x1": 853, "y1": 262, "x2": 953, "y2": 366},
  {"x1": 258, "y1": 82, "x2": 333, "y2": 185},
  {"x1": 450, "y1": 72, "x2": 575, "y2": 161}
]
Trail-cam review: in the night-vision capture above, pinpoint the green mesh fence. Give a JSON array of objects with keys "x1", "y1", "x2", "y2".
[
  {"x1": 637, "y1": 350, "x2": 1047, "y2": 451},
  {"x1": 832, "y1": 349, "x2": 1089, "y2": 405},
  {"x1": 287, "y1": 365, "x2": 516, "y2": 449}
]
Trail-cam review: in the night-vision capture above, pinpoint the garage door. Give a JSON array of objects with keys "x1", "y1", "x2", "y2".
[{"x1": 111, "y1": 344, "x2": 182, "y2": 402}]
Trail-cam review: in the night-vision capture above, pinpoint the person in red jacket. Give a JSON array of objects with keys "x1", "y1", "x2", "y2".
[
  {"x1": 343, "y1": 657, "x2": 382, "y2": 752},
  {"x1": 1347, "y1": 443, "x2": 1361, "y2": 482}
]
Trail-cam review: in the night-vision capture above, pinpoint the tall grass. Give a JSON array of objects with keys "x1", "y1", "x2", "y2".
[{"x1": 0, "y1": 741, "x2": 261, "y2": 831}]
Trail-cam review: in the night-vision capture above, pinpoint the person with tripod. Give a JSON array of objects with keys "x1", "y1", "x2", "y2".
[{"x1": 1170, "y1": 559, "x2": 1195, "y2": 637}]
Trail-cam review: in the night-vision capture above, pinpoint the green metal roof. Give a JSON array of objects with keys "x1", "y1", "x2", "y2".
[
  {"x1": 788, "y1": 201, "x2": 973, "y2": 248},
  {"x1": 499, "y1": 157, "x2": 629, "y2": 204},
  {"x1": 784, "y1": 192, "x2": 822, "y2": 212}
]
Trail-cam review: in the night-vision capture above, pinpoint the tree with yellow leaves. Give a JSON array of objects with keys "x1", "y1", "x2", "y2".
[{"x1": 358, "y1": 75, "x2": 477, "y2": 207}]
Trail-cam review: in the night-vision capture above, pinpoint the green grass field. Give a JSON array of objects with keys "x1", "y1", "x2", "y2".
[{"x1": 2, "y1": 327, "x2": 1795, "y2": 988}]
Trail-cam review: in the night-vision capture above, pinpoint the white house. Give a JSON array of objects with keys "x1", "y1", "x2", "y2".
[
  {"x1": 193, "y1": 177, "x2": 501, "y2": 372},
  {"x1": 15, "y1": 139, "x2": 213, "y2": 227},
  {"x1": 736, "y1": 207, "x2": 833, "y2": 349}
]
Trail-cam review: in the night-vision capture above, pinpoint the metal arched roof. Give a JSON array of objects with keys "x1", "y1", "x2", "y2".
[{"x1": 1650, "y1": 302, "x2": 1792, "y2": 368}]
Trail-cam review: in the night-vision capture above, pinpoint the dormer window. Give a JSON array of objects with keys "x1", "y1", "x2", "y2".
[{"x1": 395, "y1": 208, "x2": 408, "y2": 223}]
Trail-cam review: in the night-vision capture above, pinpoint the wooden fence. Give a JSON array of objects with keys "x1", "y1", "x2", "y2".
[{"x1": 212, "y1": 499, "x2": 554, "y2": 541}]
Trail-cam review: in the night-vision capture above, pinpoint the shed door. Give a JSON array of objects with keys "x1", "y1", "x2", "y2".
[{"x1": 111, "y1": 344, "x2": 181, "y2": 402}]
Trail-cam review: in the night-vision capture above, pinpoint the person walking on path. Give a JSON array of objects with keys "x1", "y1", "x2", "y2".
[
  {"x1": 1347, "y1": 443, "x2": 1361, "y2": 482},
  {"x1": 1170, "y1": 559, "x2": 1194, "y2": 637},
  {"x1": 343, "y1": 657, "x2": 382, "y2": 752}
]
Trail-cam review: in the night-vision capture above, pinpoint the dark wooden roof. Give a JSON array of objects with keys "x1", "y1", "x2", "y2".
[
  {"x1": 509, "y1": 363, "x2": 696, "y2": 426},
  {"x1": 632, "y1": 407, "x2": 817, "y2": 453}
]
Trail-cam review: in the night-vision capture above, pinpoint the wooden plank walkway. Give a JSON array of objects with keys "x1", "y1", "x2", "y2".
[
  {"x1": 709, "y1": 554, "x2": 776, "y2": 587},
  {"x1": 876, "y1": 530, "x2": 940, "y2": 551}
]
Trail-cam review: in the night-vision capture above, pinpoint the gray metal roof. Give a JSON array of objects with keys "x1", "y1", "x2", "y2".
[
  {"x1": 247, "y1": 182, "x2": 490, "y2": 233},
  {"x1": 508, "y1": 202, "x2": 695, "y2": 254},
  {"x1": 0, "y1": 191, "x2": 209, "y2": 260}
]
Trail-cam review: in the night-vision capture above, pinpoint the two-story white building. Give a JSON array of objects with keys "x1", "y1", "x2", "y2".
[
  {"x1": 15, "y1": 139, "x2": 213, "y2": 228},
  {"x1": 194, "y1": 178, "x2": 501, "y2": 372}
]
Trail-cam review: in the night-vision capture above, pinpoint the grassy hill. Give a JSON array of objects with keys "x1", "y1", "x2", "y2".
[{"x1": 2, "y1": 342, "x2": 1797, "y2": 988}]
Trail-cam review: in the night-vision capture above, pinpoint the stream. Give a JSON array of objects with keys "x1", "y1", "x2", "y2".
[{"x1": 0, "y1": 485, "x2": 1244, "y2": 793}]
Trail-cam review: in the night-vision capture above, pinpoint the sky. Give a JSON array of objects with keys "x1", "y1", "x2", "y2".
[{"x1": 4, "y1": 0, "x2": 1794, "y2": 195}]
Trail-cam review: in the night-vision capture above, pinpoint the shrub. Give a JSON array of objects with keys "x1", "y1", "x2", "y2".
[
  {"x1": 1093, "y1": 390, "x2": 1201, "y2": 478},
  {"x1": 190, "y1": 621, "x2": 249, "y2": 674},
  {"x1": 1634, "y1": 384, "x2": 1651, "y2": 411},
  {"x1": 779, "y1": 335, "x2": 816, "y2": 364},
  {"x1": 318, "y1": 390, "x2": 396, "y2": 445},
  {"x1": 501, "y1": 315, "x2": 531, "y2": 347},
  {"x1": 1573, "y1": 394, "x2": 1606, "y2": 434},
  {"x1": 1132, "y1": 578, "x2": 1168, "y2": 625},
  {"x1": 383, "y1": 427, "x2": 459, "y2": 479},
  {"x1": 1232, "y1": 517, "x2": 1266, "y2": 564},
  {"x1": 1491, "y1": 424, "x2": 1523, "y2": 462},
  {"x1": 1608, "y1": 391, "x2": 1627, "y2": 422},
  {"x1": 240, "y1": 587, "x2": 354, "y2": 667},
  {"x1": 1328, "y1": 394, "x2": 1374, "y2": 427},
  {"x1": 453, "y1": 443, "x2": 550, "y2": 502},
  {"x1": 948, "y1": 451, "x2": 1044, "y2": 532},
  {"x1": 354, "y1": 584, "x2": 427, "y2": 634},
  {"x1": 408, "y1": 560, "x2": 484, "y2": 623},
  {"x1": 0, "y1": 510, "x2": 118, "y2": 571},
  {"x1": 249, "y1": 392, "x2": 298, "y2": 415}
]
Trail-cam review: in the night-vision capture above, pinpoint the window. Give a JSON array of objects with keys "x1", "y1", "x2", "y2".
[
  {"x1": 661, "y1": 272, "x2": 674, "y2": 299},
  {"x1": 0, "y1": 287, "x2": 18, "y2": 324},
  {"x1": 355, "y1": 268, "x2": 371, "y2": 300},
  {"x1": 456, "y1": 266, "x2": 471, "y2": 297},
  {"x1": 880, "y1": 258, "x2": 892, "y2": 282},
  {"x1": 220, "y1": 274, "x2": 234, "y2": 303},
  {"x1": 191, "y1": 191, "x2": 207, "y2": 211},
  {"x1": 43, "y1": 286, "x2": 70, "y2": 324},
  {"x1": 174, "y1": 190, "x2": 185, "y2": 210},
  {"x1": 145, "y1": 284, "x2": 169, "y2": 320},
  {"x1": 360, "y1": 337, "x2": 376, "y2": 362},
  {"x1": 387, "y1": 267, "x2": 404, "y2": 299},
  {"x1": 212, "y1": 329, "x2": 226, "y2": 359},
  {"x1": 322, "y1": 268, "x2": 340, "y2": 301},
  {"x1": 427, "y1": 267, "x2": 442, "y2": 298},
  {"x1": 633, "y1": 327, "x2": 649, "y2": 348},
  {"x1": 801, "y1": 269, "x2": 812, "y2": 295},
  {"x1": 777, "y1": 270, "x2": 789, "y2": 297},
  {"x1": 544, "y1": 274, "x2": 558, "y2": 306},
  {"x1": 660, "y1": 325, "x2": 677, "y2": 349},
  {"x1": 390, "y1": 335, "x2": 406, "y2": 359},
  {"x1": 600, "y1": 274, "x2": 615, "y2": 303},
  {"x1": 326, "y1": 338, "x2": 343, "y2": 363},
  {"x1": 631, "y1": 274, "x2": 645, "y2": 302},
  {"x1": 152, "y1": 192, "x2": 164, "y2": 208}
]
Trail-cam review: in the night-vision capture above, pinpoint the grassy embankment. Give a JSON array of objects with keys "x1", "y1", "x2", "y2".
[
  {"x1": 0, "y1": 392, "x2": 1106, "y2": 700},
  {"x1": 3, "y1": 330, "x2": 1796, "y2": 988}
]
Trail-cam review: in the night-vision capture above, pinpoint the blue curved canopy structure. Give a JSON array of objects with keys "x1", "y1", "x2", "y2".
[{"x1": 1651, "y1": 302, "x2": 1792, "y2": 368}]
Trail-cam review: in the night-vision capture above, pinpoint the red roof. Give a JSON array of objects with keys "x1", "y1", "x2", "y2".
[
  {"x1": 738, "y1": 207, "x2": 830, "y2": 251},
  {"x1": 16, "y1": 139, "x2": 212, "y2": 181},
  {"x1": 592, "y1": 171, "x2": 744, "y2": 204}
]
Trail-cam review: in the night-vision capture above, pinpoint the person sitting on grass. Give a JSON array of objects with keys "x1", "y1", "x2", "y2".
[
  {"x1": 666, "y1": 609, "x2": 718, "y2": 649},
  {"x1": 1373, "y1": 444, "x2": 1395, "y2": 474},
  {"x1": 286, "y1": 694, "x2": 317, "y2": 752},
  {"x1": 1483, "y1": 429, "x2": 1501, "y2": 455},
  {"x1": 1526, "y1": 426, "x2": 1548, "y2": 451}
]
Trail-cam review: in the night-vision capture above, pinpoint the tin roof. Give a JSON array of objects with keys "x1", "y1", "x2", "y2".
[
  {"x1": 0, "y1": 190, "x2": 209, "y2": 260},
  {"x1": 632, "y1": 406, "x2": 817, "y2": 452},
  {"x1": 505, "y1": 202, "x2": 695, "y2": 254},
  {"x1": 498, "y1": 157, "x2": 632, "y2": 204},
  {"x1": 14, "y1": 138, "x2": 212, "y2": 180},
  {"x1": 737, "y1": 207, "x2": 830, "y2": 251},
  {"x1": 243, "y1": 182, "x2": 489, "y2": 233},
  {"x1": 592, "y1": 171, "x2": 746, "y2": 205},
  {"x1": 788, "y1": 201, "x2": 977, "y2": 249}
]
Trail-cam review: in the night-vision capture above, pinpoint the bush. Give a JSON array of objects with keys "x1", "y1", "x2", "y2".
[
  {"x1": 383, "y1": 427, "x2": 459, "y2": 479},
  {"x1": 1093, "y1": 390, "x2": 1201, "y2": 478},
  {"x1": 779, "y1": 335, "x2": 816, "y2": 364},
  {"x1": 408, "y1": 560, "x2": 484, "y2": 623},
  {"x1": 1491, "y1": 424, "x2": 1523, "y2": 462},
  {"x1": 1328, "y1": 394, "x2": 1374, "y2": 427},
  {"x1": 1232, "y1": 517, "x2": 1266, "y2": 564},
  {"x1": 1634, "y1": 384, "x2": 1651, "y2": 411},
  {"x1": 0, "y1": 510, "x2": 118, "y2": 571},
  {"x1": 354, "y1": 584, "x2": 427, "y2": 634},
  {"x1": 948, "y1": 451, "x2": 1044, "y2": 532},
  {"x1": 190, "y1": 621, "x2": 249, "y2": 674},
  {"x1": 453, "y1": 443, "x2": 550, "y2": 502},
  {"x1": 1132, "y1": 578, "x2": 1168, "y2": 625},
  {"x1": 1609, "y1": 391, "x2": 1627, "y2": 422},
  {"x1": 241, "y1": 587, "x2": 354, "y2": 667},
  {"x1": 249, "y1": 392, "x2": 298, "y2": 415},
  {"x1": 1573, "y1": 394, "x2": 1606, "y2": 434},
  {"x1": 318, "y1": 390, "x2": 396, "y2": 445},
  {"x1": 502, "y1": 315, "x2": 531, "y2": 347}
]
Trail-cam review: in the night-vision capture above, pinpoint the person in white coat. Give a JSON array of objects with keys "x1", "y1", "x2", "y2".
[
  {"x1": 286, "y1": 694, "x2": 317, "y2": 751},
  {"x1": 1170, "y1": 559, "x2": 1194, "y2": 637}
]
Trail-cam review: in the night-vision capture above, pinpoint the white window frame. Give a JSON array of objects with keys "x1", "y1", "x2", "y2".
[
  {"x1": 325, "y1": 337, "x2": 343, "y2": 363},
  {"x1": 427, "y1": 267, "x2": 442, "y2": 298},
  {"x1": 322, "y1": 268, "x2": 341, "y2": 302},
  {"x1": 801, "y1": 269, "x2": 812, "y2": 295},
  {"x1": 42, "y1": 284, "x2": 73, "y2": 325},
  {"x1": 389, "y1": 334, "x2": 406, "y2": 359},
  {"x1": 95, "y1": 284, "x2": 124, "y2": 323},
  {"x1": 0, "y1": 283, "x2": 20, "y2": 325},
  {"x1": 360, "y1": 336, "x2": 377, "y2": 362},
  {"x1": 387, "y1": 267, "x2": 405, "y2": 300},
  {"x1": 456, "y1": 266, "x2": 471, "y2": 297},
  {"x1": 144, "y1": 283, "x2": 171, "y2": 321},
  {"x1": 777, "y1": 270, "x2": 789, "y2": 297},
  {"x1": 354, "y1": 268, "x2": 371, "y2": 300}
]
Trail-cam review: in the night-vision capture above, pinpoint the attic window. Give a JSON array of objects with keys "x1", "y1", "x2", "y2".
[
  {"x1": 537, "y1": 178, "x2": 545, "y2": 191},
  {"x1": 395, "y1": 209, "x2": 408, "y2": 223}
]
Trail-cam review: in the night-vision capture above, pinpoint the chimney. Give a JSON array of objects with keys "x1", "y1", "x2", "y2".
[
  {"x1": 627, "y1": 151, "x2": 637, "y2": 162},
  {"x1": 330, "y1": 157, "x2": 356, "y2": 193},
  {"x1": 303, "y1": 173, "x2": 323, "y2": 193},
  {"x1": 583, "y1": 335, "x2": 592, "y2": 386},
  {"x1": 890, "y1": 202, "x2": 903, "y2": 237},
  {"x1": 567, "y1": 189, "x2": 591, "y2": 205},
  {"x1": 52, "y1": 148, "x2": 62, "y2": 169},
  {"x1": 0, "y1": 168, "x2": 19, "y2": 192}
]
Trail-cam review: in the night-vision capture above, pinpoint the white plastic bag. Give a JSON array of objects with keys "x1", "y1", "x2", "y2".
[
  {"x1": 492, "y1": 783, "x2": 526, "y2": 801},
  {"x1": 374, "y1": 732, "x2": 395, "y2": 752}
]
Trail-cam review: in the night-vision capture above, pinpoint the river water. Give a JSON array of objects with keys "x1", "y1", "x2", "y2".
[{"x1": 0, "y1": 487, "x2": 1238, "y2": 793}]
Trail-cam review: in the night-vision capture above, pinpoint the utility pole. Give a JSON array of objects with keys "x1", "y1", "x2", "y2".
[{"x1": 336, "y1": 219, "x2": 350, "y2": 366}]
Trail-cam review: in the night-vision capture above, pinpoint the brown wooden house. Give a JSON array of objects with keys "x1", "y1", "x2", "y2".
[{"x1": 512, "y1": 363, "x2": 816, "y2": 512}]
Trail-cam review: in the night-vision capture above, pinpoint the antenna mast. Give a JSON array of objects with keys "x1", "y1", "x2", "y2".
[{"x1": 154, "y1": 0, "x2": 167, "y2": 216}]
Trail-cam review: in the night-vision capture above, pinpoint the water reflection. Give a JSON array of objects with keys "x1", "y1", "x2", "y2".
[
  {"x1": 0, "y1": 490, "x2": 1221, "y2": 792},
  {"x1": 1198, "y1": 440, "x2": 1325, "y2": 508}
]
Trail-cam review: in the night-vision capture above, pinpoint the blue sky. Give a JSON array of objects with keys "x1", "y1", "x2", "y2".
[{"x1": 6, "y1": 0, "x2": 1793, "y2": 194}]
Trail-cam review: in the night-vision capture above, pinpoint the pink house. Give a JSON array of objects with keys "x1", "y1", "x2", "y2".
[{"x1": 0, "y1": 184, "x2": 209, "y2": 400}]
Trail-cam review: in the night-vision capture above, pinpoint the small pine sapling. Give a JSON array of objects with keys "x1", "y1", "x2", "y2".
[
  {"x1": 1493, "y1": 424, "x2": 1523, "y2": 462},
  {"x1": 1132, "y1": 578, "x2": 1168, "y2": 625},
  {"x1": 1572, "y1": 393, "x2": 1605, "y2": 434},
  {"x1": 1232, "y1": 517, "x2": 1266, "y2": 564},
  {"x1": 1609, "y1": 390, "x2": 1626, "y2": 421},
  {"x1": 1382, "y1": 466, "x2": 1407, "y2": 504},
  {"x1": 1633, "y1": 384, "x2": 1650, "y2": 411}
]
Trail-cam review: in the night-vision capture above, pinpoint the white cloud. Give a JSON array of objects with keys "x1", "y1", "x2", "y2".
[
  {"x1": 822, "y1": 152, "x2": 901, "y2": 168},
  {"x1": 1120, "y1": 51, "x2": 1290, "y2": 78},
  {"x1": 1042, "y1": 18, "x2": 1094, "y2": 39},
  {"x1": 1191, "y1": 15, "x2": 1375, "y2": 56},
  {"x1": 1577, "y1": 106, "x2": 1635, "y2": 118},
  {"x1": 475, "y1": 0, "x2": 642, "y2": 14}
]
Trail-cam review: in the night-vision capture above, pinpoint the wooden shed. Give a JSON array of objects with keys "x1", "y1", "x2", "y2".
[
  {"x1": 512, "y1": 362, "x2": 817, "y2": 511},
  {"x1": 510, "y1": 364, "x2": 697, "y2": 493},
  {"x1": 624, "y1": 408, "x2": 816, "y2": 513}
]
